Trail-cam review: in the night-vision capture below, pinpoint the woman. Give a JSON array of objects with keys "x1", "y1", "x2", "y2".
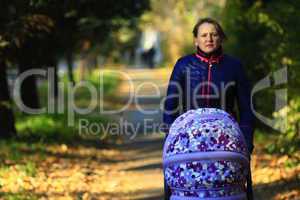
[{"x1": 162, "y1": 18, "x2": 255, "y2": 199}]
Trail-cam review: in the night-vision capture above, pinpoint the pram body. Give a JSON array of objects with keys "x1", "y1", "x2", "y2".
[{"x1": 163, "y1": 108, "x2": 249, "y2": 200}]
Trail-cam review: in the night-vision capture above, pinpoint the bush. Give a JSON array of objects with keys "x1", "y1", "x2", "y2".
[{"x1": 272, "y1": 97, "x2": 300, "y2": 157}]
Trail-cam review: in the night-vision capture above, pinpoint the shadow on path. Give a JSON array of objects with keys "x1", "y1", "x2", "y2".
[
  {"x1": 253, "y1": 177, "x2": 300, "y2": 200},
  {"x1": 124, "y1": 162, "x2": 163, "y2": 171}
]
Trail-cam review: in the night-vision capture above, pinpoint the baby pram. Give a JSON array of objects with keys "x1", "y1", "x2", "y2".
[{"x1": 163, "y1": 108, "x2": 249, "y2": 200}]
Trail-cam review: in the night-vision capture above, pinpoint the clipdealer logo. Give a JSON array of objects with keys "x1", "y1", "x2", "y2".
[{"x1": 12, "y1": 66, "x2": 288, "y2": 139}]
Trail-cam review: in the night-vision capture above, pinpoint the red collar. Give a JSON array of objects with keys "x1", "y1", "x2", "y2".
[{"x1": 195, "y1": 47, "x2": 223, "y2": 64}]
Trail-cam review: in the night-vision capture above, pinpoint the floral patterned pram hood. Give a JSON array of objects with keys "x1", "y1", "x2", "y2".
[{"x1": 163, "y1": 108, "x2": 250, "y2": 200}]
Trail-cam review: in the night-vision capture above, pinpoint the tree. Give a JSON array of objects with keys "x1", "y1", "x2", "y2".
[
  {"x1": 38, "y1": 0, "x2": 150, "y2": 82},
  {"x1": 0, "y1": 0, "x2": 150, "y2": 138},
  {"x1": 222, "y1": 0, "x2": 300, "y2": 157},
  {"x1": 0, "y1": 61, "x2": 16, "y2": 138}
]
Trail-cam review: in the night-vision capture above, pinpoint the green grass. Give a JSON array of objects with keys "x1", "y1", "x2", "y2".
[
  {"x1": 14, "y1": 112, "x2": 112, "y2": 144},
  {"x1": 0, "y1": 193, "x2": 39, "y2": 200},
  {"x1": 0, "y1": 140, "x2": 46, "y2": 163},
  {"x1": 12, "y1": 69, "x2": 120, "y2": 144},
  {"x1": 39, "y1": 69, "x2": 120, "y2": 109}
]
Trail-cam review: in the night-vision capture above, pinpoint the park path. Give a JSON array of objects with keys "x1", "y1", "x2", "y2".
[
  {"x1": 96, "y1": 68, "x2": 170, "y2": 199},
  {"x1": 98, "y1": 133, "x2": 165, "y2": 200},
  {"x1": 110, "y1": 68, "x2": 171, "y2": 130}
]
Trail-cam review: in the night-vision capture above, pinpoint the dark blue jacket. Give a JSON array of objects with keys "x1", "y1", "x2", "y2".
[{"x1": 162, "y1": 54, "x2": 255, "y2": 153}]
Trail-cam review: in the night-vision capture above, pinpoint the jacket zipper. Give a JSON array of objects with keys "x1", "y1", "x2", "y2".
[{"x1": 206, "y1": 62, "x2": 212, "y2": 106}]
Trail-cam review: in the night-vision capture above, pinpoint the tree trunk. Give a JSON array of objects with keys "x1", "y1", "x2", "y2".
[
  {"x1": 47, "y1": 59, "x2": 59, "y2": 113},
  {"x1": 49, "y1": 59, "x2": 59, "y2": 99},
  {"x1": 66, "y1": 51, "x2": 75, "y2": 85},
  {"x1": 0, "y1": 61, "x2": 17, "y2": 138},
  {"x1": 18, "y1": 54, "x2": 40, "y2": 110},
  {"x1": 17, "y1": 40, "x2": 41, "y2": 110}
]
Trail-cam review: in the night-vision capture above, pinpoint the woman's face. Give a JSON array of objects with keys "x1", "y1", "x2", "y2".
[{"x1": 194, "y1": 22, "x2": 222, "y2": 54}]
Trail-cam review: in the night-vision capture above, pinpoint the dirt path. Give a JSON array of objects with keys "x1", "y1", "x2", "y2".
[
  {"x1": 0, "y1": 134, "x2": 166, "y2": 200},
  {"x1": 96, "y1": 133, "x2": 165, "y2": 200},
  {"x1": 1, "y1": 132, "x2": 299, "y2": 200}
]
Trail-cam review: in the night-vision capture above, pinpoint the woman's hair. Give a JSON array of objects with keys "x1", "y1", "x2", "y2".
[{"x1": 192, "y1": 18, "x2": 227, "y2": 41}]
